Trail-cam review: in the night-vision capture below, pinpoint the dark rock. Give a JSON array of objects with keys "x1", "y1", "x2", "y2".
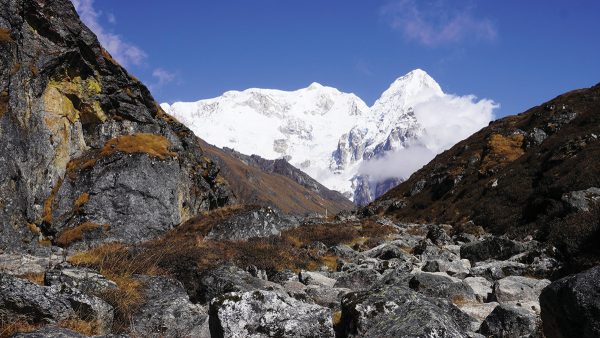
[
  {"x1": 130, "y1": 276, "x2": 208, "y2": 338},
  {"x1": 185, "y1": 265, "x2": 282, "y2": 304},
  {"x1": 363, "y1": 243, "x2": 408, "y2": 261},
  {"x1": 478, "y1": 304, "x2": 540, "y2": 338},
  {"x1": 540, "y1": 265, "x2": 600, "y2": 338},
  {"x1": 460, "y1": 237, "x2": 527, "y2": 264},
  {"x1": 334, "y1": 268, "x2": 381, "y2": 291},
  {"x1": 304, "y1": 285, "x2": 350, "y2": 309},
  {"x1": 11, "y1": 326, "x2": 127, "y2": 337},
  {"x1": 209, "y1": 290, "x2": 334, "y2": 338},
  {"x1": 0, "y1": 0, "x2": 233, "y2": 252},
  {"x1": 561, "y1": 187, "x2": 600, "y2": 212},
  {"x1": 408, "y1": 272, "x2": 476, "y2": 302},
  {"x1": 422, "y1": 258, "x2": 471, "y2": 277},
  {"x1": 338, "y1": 286, "x2": 473, "y2": 338},
  {"x1": 426, "y1": 224, "x2": 453, "y2": 245},
  {"x1": 0, "y1": 274, "x2": 113, "y2": 334},
  {"x1": 205, "y1": 206, "x2": 299, "y2": 241},
  {"x1": 299, "y1": 270, "x2": 337, "y2": 288},
  {"x1": 44, "y1": 266, "x2": 117, "y2": 294}
]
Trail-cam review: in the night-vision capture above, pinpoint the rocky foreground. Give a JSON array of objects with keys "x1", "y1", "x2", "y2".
[{"x1": 1, "y1": 210, "x2": 598, "y2": 337}]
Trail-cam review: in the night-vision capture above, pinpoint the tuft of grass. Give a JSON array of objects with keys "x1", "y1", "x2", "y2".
[
  {"x1": 16, "y1": 272, "x2": 45, "y2": 285},
  {"x1": 0, "y1": 28, "x2": 12, "y2": 43},
  {"x1": 73, "y1": 192, "x2": 90, "y2": 213},
  {"x1": 0, "y1": 91, "x2": 8, "y2": 118},
  {"x1": 100, "y1": 133, "x2": 177, "y2": 160},
  {"x1": 480, "y1": 133, "x2": 525, "y2": 173},
  {"x1": 56, "y1": 222, "x2": 104, "y2": 247},
  {"x1": 57, "y1": 319, "x2": 101, "y2": 336},
  {"x1": 42, "y1": 178, "x2": 63, "y2": 224},
  {"x1": 0, "y1": 319, "x2": 39, "y2": 338}
]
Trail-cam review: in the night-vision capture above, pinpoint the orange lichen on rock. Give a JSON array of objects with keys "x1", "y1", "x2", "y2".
[
  {"x1": 100, "y1": 133, "x2": 177, "y2": 160},
  {"x1": 74, "y1": 192, "x2": 90, "y2": 212}
]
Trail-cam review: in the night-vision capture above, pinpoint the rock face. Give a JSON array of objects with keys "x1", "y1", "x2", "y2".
[
  {"x1": 0, "y1": 274, "x2": 113, "y2": 334},
  {"x1": 0, "y1": 0, "x2": 234, "y2": 251},
  {"x1": 209, "y1": 290, "x2": 334, "y2": 338},
  {"x1": 478, "y1": 304, "x2": 541, "y2": 338},
  {"x1": 374, "y1": 83, "x2": 600, "y2": 271},
  {"x1": 540, "y1": 265, "x2": 600, "y2": 338}
]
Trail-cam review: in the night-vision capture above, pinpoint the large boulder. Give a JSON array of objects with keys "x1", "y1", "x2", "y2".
[
  {"x1": 478, "y1": 304, "x2": 540, "y2": 338},
  {"x1": 408, "y1": 272, "x2": 477, "y2": 303},
  {"x1": 130, "y1": 276, "x2": 208, "y2": 338},
  {"x1": 460, "y1": 237, "x2": 526, "y2": 264},
  {"x1": 184, "y1": 265, "x2": 283, "y2": 304},
  {"x1": 204, "y1": 206, "x2": 299, "y2": 240},
  {"x1": 338, "y1": 286, "x2": 474, "y2": 338},
  {"x1": 540, "y1": 265, "x2": 600, "y2": 338},
  {"x1": 0, "y1": 274, "x2": 113, "y2": 334},
  {"x1": 209, "y1": 290, "x2": 334, "y2": 338},
  {"x1": 493, "y1": 276, "x2": 550, "y2": 303},
  {"x1": 333, "y1": 268, "x2": 381, "y2": 291}
]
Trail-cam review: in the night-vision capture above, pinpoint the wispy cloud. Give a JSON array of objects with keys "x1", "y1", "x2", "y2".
[
  {"x1": 152, "y1": 68, "x2": 177, "y2": 87},
  {"x1": 381, "y1": 0, "x2": 497, "y2": 46},
  {"x1": 71, "y1": 0, "x2": 147, "y2": 67}
]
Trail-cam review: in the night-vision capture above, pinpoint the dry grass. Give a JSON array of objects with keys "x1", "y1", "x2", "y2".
[
  {"x1": 0, "y1": 319, "x2": 39, "y2": 338},
  {"x1": 0, "y1": 28, "x2": 12, "y2": 43},
  {"x1": 74, "y1": 192, "x2": 90, "y2": 212},
  {"x1": 42, "y1": 178, "x2": 63, "y2": 223},
  {"x1": 0, "y1": 91, "x2": 8, "y2": 118},
  {"x1": 100, "y1": 133, "x2": 177, "y2": 160},
  {"x1": 56, "y1": 222, "x2": 103, "y2": 247},
  {"x1": 16, "y1": 272, "x2": 45, "y2": 285},
  {"x1": 480, "y1": 133, "x2": 525, "y2": 173},
  {"x1": 57, "y1": 319, "x2": 101, "y2": 336}
]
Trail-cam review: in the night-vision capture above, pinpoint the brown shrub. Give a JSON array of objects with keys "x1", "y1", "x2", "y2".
[
  {"x1": 42, "y1": 178, "x2": 63, "y2": 223},
  {"x1": 58, "y1": 319, "x2": 101, "y2": 336},
  {"x1": 16, "y1": 272, "x2": 45, "y2": 285},
  {"x1": 100, "y1": 133, "x2": 177, "y2": 160},
  {"x1": 0, "y1": 319, "x2": 39, "y2": 338},
  {"x1": 56, "y1": 222, "x2": 103, "y2": 247}
]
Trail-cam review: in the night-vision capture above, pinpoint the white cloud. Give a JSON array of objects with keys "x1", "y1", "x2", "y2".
[
  {"x1": 358, "y1": 92, "x2": 498, "y2": 181},
  {"x1": 71, "y1": 0, "x2": 147, "y2": 66},
  {"x1": 381, "y1": 0, "x2": 497, "y2": 46},
  {"x1": 152, "y1": 68, "x2": 176, "y2": 87}
]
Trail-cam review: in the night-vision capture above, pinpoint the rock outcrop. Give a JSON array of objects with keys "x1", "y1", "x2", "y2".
[
  {"x1": 372, "y1": 83, "x2": 600, "y2": 272},
  {"x1": 0, "y1": 0, "x2": 233, "y2": 251}
]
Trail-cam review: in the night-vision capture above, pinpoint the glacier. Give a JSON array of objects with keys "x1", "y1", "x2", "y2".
[{"x1": 161, "y1": 69, "x2": 497, "y2": 205}]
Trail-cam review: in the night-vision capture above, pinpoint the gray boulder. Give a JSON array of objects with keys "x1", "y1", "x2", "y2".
[
  {"x1": 186, "y1": 265, "x2": 283, "y2": 304},
  {"x1": 461, "y1": 237, "x2": 527, "y2": 264},
  {"x1": 0, "y1": 274, "x2": 113, "y2": 334},
  {"x1": 44, "y1": 267, "x2": 117, "y2": 294},
  {"x1": 493, "y1": 276, "x2": 550, "y2": 303},
  {"x1": 408, "y1": 272, "x2": 477, "y2": 303},
  {"x1": 464, "y1": 277, "x2": 493, "y2": 303},
  {"x1": 478, "y1": 304, "x2": 540, "y2": 338},
  {"x1": 299, "y1": 270, "x2": 337, "y2": 288},
  {"x1": 205, "y1": 206, "x2": 299, "y2": 240},
  {"x1": 470, "y1": 260, "x2": 528, "y2": 280},
  {"x1": 209, "y1": 290, "x2": 334, "y2": 338},
  {"x1": 338, "y1": 286, "x2": 474, "y2": 338},
  {"x1": 130, "y1": 276, "x2": 208, "y2": 338},
  {"x1": 334, "y1": 268, "x2": 381, "y2": 291},
  {"x1": 540, "y1": 265, "x2": 600, "y2": 338}
]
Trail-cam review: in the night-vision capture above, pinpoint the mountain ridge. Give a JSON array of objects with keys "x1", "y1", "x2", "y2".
[{"x1": 162, "y1": 69, "x2": 496, "y2": 205}]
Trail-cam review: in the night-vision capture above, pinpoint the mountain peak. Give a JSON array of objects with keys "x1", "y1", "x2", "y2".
[
  {"x1": 386, "y1": 69, "x2": 442, "y2": 97},
  {"x1": 307, "y1": 82, "x2": 324, "y2": 90}
]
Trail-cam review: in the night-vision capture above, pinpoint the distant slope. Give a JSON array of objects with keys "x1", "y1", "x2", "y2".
[
  {"x1": 200, "y1": 140, "x2": 353, "y2": 215},
  {"x1": 371, "y1": 83, "x2": 600, "y2": 272}
]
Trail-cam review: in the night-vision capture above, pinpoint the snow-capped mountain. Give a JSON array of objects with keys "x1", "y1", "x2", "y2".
[{"x1": 161, "y1": 69, "x2": 496, "y2": 205}]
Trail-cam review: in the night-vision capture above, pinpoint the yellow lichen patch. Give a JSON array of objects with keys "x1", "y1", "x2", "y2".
[
  {"x1": 480, "y1": 133, "x2": 525, "y2": 173},
  {"x1": 100, "y1": 133, "x2": 177, "y2": 160},
  {"x1": 56, "y1": 221, "x2": 103, "y2": 247},
  {"x1": 43, "y1": 178, "x2": 63, "y2": 224},
  {"x1": 0, "y1": 28, "x2": 12, "y2": 43},
  {"x1": 74, "y1": 192, "x2": 90, "y2": 213},
  {"x1": 332, "y1": 311, "x2": 342, "y2": 327},
  {"x1": 27, "y1": 223, "x2": 41, "y2": 235}
]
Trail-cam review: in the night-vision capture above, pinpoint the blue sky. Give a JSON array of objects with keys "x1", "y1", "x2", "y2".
[{"x1": 73, "y1": 0, "x2": 600, "y2": 118}]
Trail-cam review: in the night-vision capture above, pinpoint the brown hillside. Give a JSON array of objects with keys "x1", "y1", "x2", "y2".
[
  {"x1": 200, "y1": 140, "x2": 353, "y2": 215},
  {"x1": 372, "y1": 83, "x2": 600, "y2": 272}
]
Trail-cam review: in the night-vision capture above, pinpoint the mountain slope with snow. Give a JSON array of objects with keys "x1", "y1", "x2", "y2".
[{"x1": 161, "y1": 69, "x2": 498, "y2": 204}]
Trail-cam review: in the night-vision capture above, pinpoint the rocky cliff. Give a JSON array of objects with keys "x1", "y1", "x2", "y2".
[
  {"x1": 371, "y1": 83, "x2": 600, "y2": 273},
  {"x1": 0, "y1": 0, "x2": 234, "y2": 252}
]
